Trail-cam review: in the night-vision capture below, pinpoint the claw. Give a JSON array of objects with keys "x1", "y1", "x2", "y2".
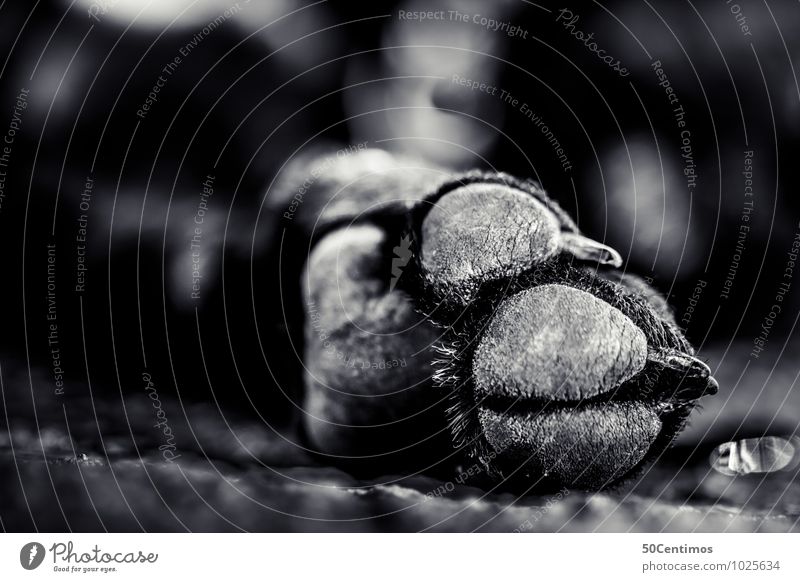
[
  {"x1": 650, "y1": 351, "x2": 719, "y2": 403},
  {"x1": 706, "y1": 374, "x2": 720, "y2": 396},
  {"x1": 680, "y1": 354, "x2": 719, "y2": 396},
  {"x1": 561, "y1": 232, "x2": 623, "y2": 267},
  {"x1": 678, "y1": 354, "x2": 718, "y2": 396}
]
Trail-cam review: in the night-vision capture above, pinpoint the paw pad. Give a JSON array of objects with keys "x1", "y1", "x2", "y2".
[{"x1": 473, "y1": 284, "x2": 647, "y2": 402}]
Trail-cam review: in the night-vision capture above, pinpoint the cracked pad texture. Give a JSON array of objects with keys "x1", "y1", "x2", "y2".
[
  {"x1": 420, "y1": 184, "x2": 561, "y2": 300},
  {"x1": 473, "y1": 284, "x2": 648, "y2": 401},
  {"x1": 478, "y1": 402, "x2": 662, "y2": 488}
]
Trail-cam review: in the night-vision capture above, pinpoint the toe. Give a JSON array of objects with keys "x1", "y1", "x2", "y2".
[
  {"x1": 472, "y1": 284, "x2": 648, "y2": 402},
  {"x1": 478, "y1": 402, "x2": 662, "y2": 488},
  {"x1": 419, "y1": 183, "x2": 624, "y2": 304},
  {"x1": 420, "y1": 184, "x2": 562, "y2": 302},
  {"x1": 302, "y1": 225, "x2": 443, "y2": 458}
]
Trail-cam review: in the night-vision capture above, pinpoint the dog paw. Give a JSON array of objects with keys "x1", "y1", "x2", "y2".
[{"x1": 297, "y1": 151, "x2": 717, "y2": 489}]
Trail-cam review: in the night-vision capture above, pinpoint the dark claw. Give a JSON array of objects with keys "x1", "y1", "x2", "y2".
[
  {"x1": 705, "y1": 373, "x2": 720, "y2": 396},
  {"x1": 650, "y1": 351, "x2": 719, "y2": 404}
]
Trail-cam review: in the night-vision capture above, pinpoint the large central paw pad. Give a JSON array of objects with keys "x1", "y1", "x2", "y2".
[
  {"x1": 472, "y1": 284, "x2": 656, "y2": 487},
  {"x1": 472, "y1": 284, "x2": 647, "y2": 402}
]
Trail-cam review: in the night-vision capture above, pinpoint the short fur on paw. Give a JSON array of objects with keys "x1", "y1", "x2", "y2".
[{"x1": 295, "y1": 151, "x2": 717, "y2": 490}]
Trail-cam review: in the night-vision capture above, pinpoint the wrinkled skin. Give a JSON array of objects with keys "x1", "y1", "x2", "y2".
[{"x1": 289, "y1": 148, "x2": 718, "y2": 491}]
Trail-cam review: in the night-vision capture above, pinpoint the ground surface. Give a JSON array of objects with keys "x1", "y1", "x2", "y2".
[{"x1": 1, "y1": 346, "x2": 798, "y2": 532}]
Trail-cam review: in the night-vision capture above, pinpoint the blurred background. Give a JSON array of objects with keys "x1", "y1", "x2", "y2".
[{"x1": 0, "y1": 0, "x2": 799, "y2": 531}]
